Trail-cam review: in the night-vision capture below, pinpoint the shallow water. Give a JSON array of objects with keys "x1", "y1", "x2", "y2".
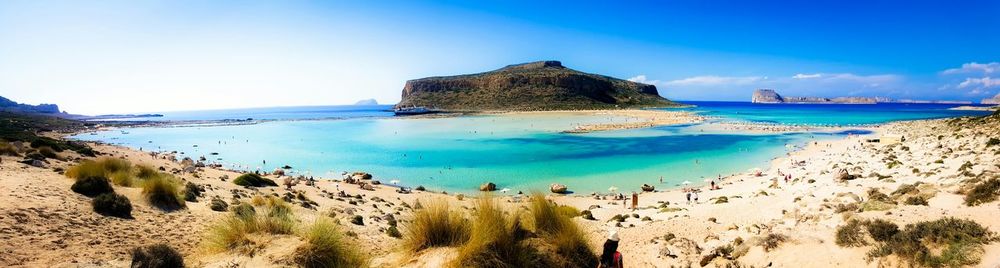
[{"x1": 72, "y1": 102, "x2": 989, "y2": 193}]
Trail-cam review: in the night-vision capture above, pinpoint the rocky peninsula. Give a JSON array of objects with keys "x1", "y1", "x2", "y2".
[{"x1": 751, "y1": 89, "x2": 878, "y2": 104}]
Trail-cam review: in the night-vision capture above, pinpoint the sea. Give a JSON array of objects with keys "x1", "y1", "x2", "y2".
[{"x1": 69, "y1": 102, "x2": 992, "y2": 194}]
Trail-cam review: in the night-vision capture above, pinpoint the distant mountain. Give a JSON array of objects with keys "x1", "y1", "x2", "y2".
[
  {"x1": 0, "y1": 96, "x2": 61, "y2": 114},
  {"x1": 354, "y1": 99, "x2": 379, "y2": 105},
  {"x1": 395, "y1": 60, "x2": 679, "y2": 111},
  {"x1": 982, "y1": 93, "x2": 1000, "y2": 105},
  {"x1": 751, "y1": 89, "x2": 876, "y2": 104}
]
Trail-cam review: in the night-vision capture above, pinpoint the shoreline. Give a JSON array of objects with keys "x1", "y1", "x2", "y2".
[{"x1": 4, "y1": 113, "x2": 999, "y2": 266}]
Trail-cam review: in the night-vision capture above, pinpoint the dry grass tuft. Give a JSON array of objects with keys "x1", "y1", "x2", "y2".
[
  {"x1": 454, "y1": 195, "x2": 538, "y2": 268},
  {"x1": 293, "y1": 218, "x2": 369, "y2": 268},
  {"x1": 202, "y1": 195, "x2": 296, "y2": 255},
  {"x1": 402, "y1": 199, "x2": 470, "y2": 253},
  {"x1": 141, "y1": 174, "x2": 185, "y2": 211}
]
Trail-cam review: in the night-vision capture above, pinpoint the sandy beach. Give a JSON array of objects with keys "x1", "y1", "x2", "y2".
[{"x1": 1, "y1": 114, "x2": 999, "y2": 267}]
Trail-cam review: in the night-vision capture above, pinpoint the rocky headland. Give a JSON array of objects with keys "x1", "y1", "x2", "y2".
[{"x1": 395, "y1": 61, "x2": 680, "y2": 111}]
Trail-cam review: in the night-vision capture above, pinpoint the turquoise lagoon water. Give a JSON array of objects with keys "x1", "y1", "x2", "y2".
[{"x1": 71, "y1": 102, "x2": 990, "y2": 193}]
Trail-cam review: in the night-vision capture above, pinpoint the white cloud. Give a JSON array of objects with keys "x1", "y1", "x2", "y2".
[
  {"x1": 664, "y1": 75, "x2": 765, "y2": 86},
  {"x1": 627, "y1": 75, "x2": 660, "y2": 85},
  {"x1": 792, "y1": 73, "x2": 821, "y2": 79},
  {"x1": 942, "y1": 62, "x2": 999, "y2": 74},
  {"x1": 957, "y1": 77, "x2": 1000, "y2": 89}
]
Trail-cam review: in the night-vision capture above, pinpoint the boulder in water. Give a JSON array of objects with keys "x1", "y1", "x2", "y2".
[
  {"x1": 641, "y1": 184, "x2": 655, "y2": 192},
  {"x1": 480, "y1": 182, "x2": 497, "y2": 191},
  {"x1": 550, "y1": 183, "x2": 568, "y2": 194}
]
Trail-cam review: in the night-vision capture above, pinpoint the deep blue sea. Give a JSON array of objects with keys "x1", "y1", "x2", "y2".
[{"x1": 72, "y1": 102, "x2": 991, "y2": 193}]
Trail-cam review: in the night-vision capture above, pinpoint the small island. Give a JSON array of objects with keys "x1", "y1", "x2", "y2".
[{"x1": 395, "y1": 60, "x2": 680, "y2": 111}]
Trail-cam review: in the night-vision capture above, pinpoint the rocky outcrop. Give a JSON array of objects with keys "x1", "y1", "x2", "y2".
[
  {"x1": 0, "y1": 96, "x2": 60, "y2": 114},
  {"x1": 751, "y1": 89, "x2": 784, "y2": 103},
  {"x1": 751, "y1": 89, "x2": 877, "y2": 104},
  {"x1": 396, "y1": 61, "x2": 679, "y2": 111}
]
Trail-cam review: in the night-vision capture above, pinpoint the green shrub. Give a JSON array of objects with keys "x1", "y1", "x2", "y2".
[
  {"x1": 209, "y1": 197, "x2": 228, "y2": 212},
  {"x1": 759, "y1": 233, "x2": 787, "y2": 252},
  {"x1": 964, "y1": 178, "x2": 1000, "y2": 206},
  {"x1": 93, "y1": 193, "x2": 132, "y2": 218},
  {"x1": 130, "y1": 243, "x2": 184, "y2": 268},
  {"x1": 386, "y1": 226, "x2": 402, "y2": 238},
  {"x1": 987, "y1": 138, "x2": 999, "y2": 147},
  {"x1": 183, "y1": 182, "x2": 202, "y2": 202},
  {"x1": 580, "y1": 210, "x2": 595, "y2": 220},
  {"x1": 904, "y1": 196, "x2": 928, "y2": 206},
  {"x1": 873, "y1": 218, "x2": 995, "y2": 267},
  {"x1": 402, "y1": 199, "x2": 470, "y2": 252},
  {"x1": 864, "y1": 219, "x2": 899, "y2": 242},
  {"x1": 142, "y1": 175, "x2": 185, "y2": 211},
  {"x1": 233, "y1": 173, "x2": 278, "y2": 187},
  {"x1": 293, "y1": 218, "x2": 369, "y2": 268},
  {"x1": 835, "y1": 220, "x2": 868, "y2": 247},
  {"x1": 71, "y1": 176, "x2": 114, "y2": 197}
]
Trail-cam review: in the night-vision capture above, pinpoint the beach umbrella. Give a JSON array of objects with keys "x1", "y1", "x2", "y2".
[
  {"x1": 500, "y1": 188, "x2": 511, "y2": 193},
  {"x1": 703, "y1": 179, "x2": 712, "y2": 183},
  {"x1": 682, "y1": 180, "x2": 692, "y2": 185},
  {"x1": 608, "y1": 186, "x2": 619, "y2": 192}
]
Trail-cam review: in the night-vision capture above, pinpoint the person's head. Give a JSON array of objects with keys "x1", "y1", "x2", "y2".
[{"x1": 600, "y1": 229, "x2": 620, "y2": 264}]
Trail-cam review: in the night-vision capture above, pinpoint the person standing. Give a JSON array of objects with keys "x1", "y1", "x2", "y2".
[
  {"x1": 598, "y1": 230, "x2": 623, "y2": 268},
  {"x1": 631, "y1": 192, "x2": 638, "y2": 210}
]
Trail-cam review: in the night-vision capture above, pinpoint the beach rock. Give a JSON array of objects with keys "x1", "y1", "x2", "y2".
[
  {"x1": 550, "y1": 183, "x2": 568, "y2": 194},
  {"x1": 836, "y1": 169, "x2": 858, "y2": 181},
  {"x1": 352, "y1": 172, "x2": 373, "y2": 181},
  {"x1": 641, "y1": 184, "x2": 655, "y2": 192},
  {"x1": 479, "y1": 182, "x2": 497, "y2": 191},
  {"x1": 360, "y1": 182, "x2": 375, "y2": 191},
  {"x1": 21, "y1": 159, "x2": 46, "y2": 168},
  {"x1": 272, "y1": 168, "x2": 285, "y2": 176}
]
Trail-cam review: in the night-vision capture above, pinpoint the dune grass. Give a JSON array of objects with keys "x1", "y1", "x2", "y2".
[
  {"x1": 293, "y1": 218, "x2": 369, "y2": 268},
  {"x1": 36, "y1": 146, "x2": 59, "y2": 160},
  {"x1": 203, "y1": 195, "x2": 297, "y2": 255},
  {"x1": 453, "y1": 195, "x2": 538, "y2": 268},
  {"x1": 141, "y1": 174, "x2": 185, "y2": 211},
  {"x1": 526, "y1": 193, "x2": 596, "y2": 267},
  {"x1": 402, "y1": 199, "x2": 471, "y2": 253},
  {"x1": 0, "y1": 141, "x2": 19, "y2": 156},
  {"x1": 66, "y1": 157, "x2": 136, "y2": 186}
]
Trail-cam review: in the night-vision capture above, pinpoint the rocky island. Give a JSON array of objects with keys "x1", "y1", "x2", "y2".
[
  {"x1": 751, "y1": 89, "x2": 877, "y2": 104},
  {"x1": 395, "y1": 61, "x2": 679, "y2": 111}
]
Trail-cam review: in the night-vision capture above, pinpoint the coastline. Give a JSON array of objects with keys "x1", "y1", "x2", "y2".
[{"x1": 3, "y1": 114, "x2": 999, "y2": 267}]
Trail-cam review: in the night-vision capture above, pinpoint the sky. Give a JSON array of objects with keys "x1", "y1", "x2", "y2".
[{"x1": 1, "y1": 0, "x2": 998, "y2": 115}]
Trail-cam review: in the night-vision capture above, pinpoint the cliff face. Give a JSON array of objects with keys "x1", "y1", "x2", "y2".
[
  {"x1": 751, "y1": 89, "x2": 876, "y2": 104},
  {"x1": 751, "y1": 89, "x2": 784, "y2": 103},
  {"x1": 396, "y1": 61, "x2": 678, "y2": 111}
]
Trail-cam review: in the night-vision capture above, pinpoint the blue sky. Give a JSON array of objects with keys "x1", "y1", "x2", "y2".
[{"x1": 1, "y1": 0, "x2": 998, "y2": 114}]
